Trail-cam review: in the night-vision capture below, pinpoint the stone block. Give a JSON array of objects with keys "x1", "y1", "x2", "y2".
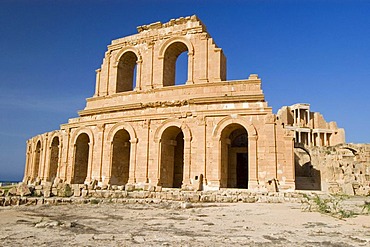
[
  {"x1": 57, "y1": 184, "x2": 73, "y2": 197},
  {"x1": 43, "y1": 189, "x2": 52, "y2": 198},
  {"x1": 155, "y1": 186, "x2": 162, "y2": 192},
  {"x1": 16, "y1": 183, "x2": 32, "y2": 197},
  {"x1": 342, "y1": 183, "x2": 355, "y2": 196},
  {"x1": 52, "y1": 188, "x2": 58, "y2": 196},
  {"x1": 125, "y1": 184, "x2": 135, "y2": 192},
  {"x1": 81, "y1": 189, "x2": 89, "y2": 197},
  {"x1": 148, "y1": 185, "x2": 155, "y2": 192},
  {"x1": 73, "y1": 184, "x2": 82, "y2": 197},
  {"x1": 7, "y1": 187, "x2": 17, "y2": 196}
]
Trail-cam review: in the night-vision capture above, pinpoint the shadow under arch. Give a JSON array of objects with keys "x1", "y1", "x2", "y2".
[
  {"x1": 154, "y1": 119, "x2": 192, "y2": 188},
  {"x1": 70, "y1": 127, "x2": 95, "y2": 184},
  {"x1": 212, "y1": 116, "x2": 259, "y2": 189},
  {"x1": 106, "y1": 122, "x2": 138, "y2": 185},
  {"x1": 294, "y1": 146, "x2": 321, "y2": 190}
]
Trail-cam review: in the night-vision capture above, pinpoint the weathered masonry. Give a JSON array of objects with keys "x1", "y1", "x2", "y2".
[{"x1": 24, "y1": 16, "x2": 353, "y2": 192}]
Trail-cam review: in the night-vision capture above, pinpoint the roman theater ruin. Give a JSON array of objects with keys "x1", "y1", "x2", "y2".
[{"x1": 23, "y1": 16, "x2": 370, "y2": 194}]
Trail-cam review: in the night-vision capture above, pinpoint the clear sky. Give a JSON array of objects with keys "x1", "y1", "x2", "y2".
[{"x1": 1, "y1": 0, "x2": 370, "y2": 181}]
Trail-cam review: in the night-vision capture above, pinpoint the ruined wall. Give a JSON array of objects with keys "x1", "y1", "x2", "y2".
[{"x1": 295, "y1": 144, "x2": 370, "y2": 195}]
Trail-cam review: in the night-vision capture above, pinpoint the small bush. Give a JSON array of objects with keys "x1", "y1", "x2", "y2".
[
  {"x1": 90, "y1": 199, "x2": 100, "y2": 204},
  {"x1": 362, "y1": 201, "x2": 370, "y2": 214}
]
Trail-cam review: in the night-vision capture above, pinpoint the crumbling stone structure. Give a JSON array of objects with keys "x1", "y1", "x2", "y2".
[
  {"x1": 293, "y1": 144, "x2": 370, "y2": 195},
  {"x1": 277, "y1": 103, "x2": 345, "y2": 147},
  {"x1": 277, "y1": 104, "x2": 370, "y2": 194},
  {"x1": 23, "y1": 16, "x2": 296, "y2": 191},
  {"x1": 22, "y1": 16, "x2": 369, "y2": 194}
]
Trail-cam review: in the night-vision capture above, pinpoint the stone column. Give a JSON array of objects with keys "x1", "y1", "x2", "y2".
[
  {"x1": 40, "y1": 135, "x2": 48, "y2": 181},
  {"x1": 94, "y1": 69, "x2": 101, "y2": 97},
  {"x1": 56, "y1": 141, "x2": 62, "y2": 182},
  {"x1": 135, "y1": 59, "x2": 143, "y2": 90},
  {"x1": 156, "y1": 140, "x2": 162, "y2": 186},
  {"x1": 248, "y1": 135, "x2": 259, "y2": 189},
  {"x1": 282, "y1": 134, "x2": 295, "y2": 190},
  {"x1": 182, "y1": 137, "x2": 192, "y2": 186},
  {"x1": 307, "y1": 109, "x2": 310, "y2": 127},
  {"x1": 63, "y1": 129, "x2": 71, "y2": 182},
  {"x1": 128, "y1": 138, "x2": 138, "y2": 183},
  {"x1": 187, "y1": 52, "x2": 194, "y2": 84},
  {"x1": 103, "y1": 141, "x2": 114, "y2": 185},
  {"x1": 85, "y1": 142, "x2": 94, "y2": 184}
]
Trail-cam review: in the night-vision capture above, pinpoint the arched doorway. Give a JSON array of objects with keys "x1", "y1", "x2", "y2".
[
  {"x1": 220, "y1": 124, "x2": 248, "y2": 188},
  {"x1": 73, "y1": 133, "x2": 89, "y2": 184},
  {"x1": 116, "y1": 51, "x2": 138, "y2": 92},
  {"x1": 160, "y1": 126, "x2": 184, "y2": 188},
  {"x1": 48, "y1": 136, "x2": 59, "y2": 182},
  {"x1": 110, "y1": 129, "x2": 131, "y2": 185},
  {"x1": 295, "y1": 147, "x2": 321, "y2": 190},
  {"x1": 33, "y1": 141, "x2": 42, "y2": 179},
  {"x1": 163, "y1": 42, "x2": 188, "y2": 86}
]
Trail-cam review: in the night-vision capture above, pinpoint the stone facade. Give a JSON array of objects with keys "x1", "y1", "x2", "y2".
[
  {"x1": 277, "y1": 103, "x2": 345, "y2": 147},
  {"x1": 23, "y1": 16, "x2": 367, "y2": 194}
]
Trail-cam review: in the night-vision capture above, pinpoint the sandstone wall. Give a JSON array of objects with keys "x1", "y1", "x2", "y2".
[{"x1": 295, "y1": 143, "x2": 370, "y2": 195}]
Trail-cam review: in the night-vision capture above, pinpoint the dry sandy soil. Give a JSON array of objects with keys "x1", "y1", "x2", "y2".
[{"x1": 0, "y1": 200, "x2": 369, "y2": 247}]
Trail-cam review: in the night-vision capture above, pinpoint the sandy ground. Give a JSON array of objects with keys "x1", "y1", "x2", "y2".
[{"x1": 0, "y1": 201, "x2": 369, "y2": 247}]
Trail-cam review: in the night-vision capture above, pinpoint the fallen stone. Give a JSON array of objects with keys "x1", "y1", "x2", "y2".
[
  {"x1": 88, "y1": 180, "x2": 98, "y2": 190},
  {"x1": 181, "y1": 202, "x2": 192, "y2": 209},
  {"x1": 72, "y1": 184, "x2": 81, "y2": 197},
  {"x1": 35, "y1": 185, "x2": 43, "y2": 190},
  {"x1": 15, "y1": 183, "x2": 32, "y2": 196},
  {"x1": 81, "y1": 189, "x2": 88, "y2": 197},
  {"x1": 155, "y1": 186, "x2": 162, "y2": 192},
  {"x1": 35, "y1": 220, "x2": 60, "y2": 228},
  {"x1": 125, "y1": 184, "x2": 135, "y2": 192},
  {"x1": 57, "y1": 184, "x2": 73, "y2": 197},
  {"x1": 43, "y1": 189, "x2": 52, "y2": 198},
  {"x1": 7, "y1": 187, "x2": 17, "y2": 196}
]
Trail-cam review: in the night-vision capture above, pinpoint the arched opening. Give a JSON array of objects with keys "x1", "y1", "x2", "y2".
[
  {"x1": 33, "y1": 141, "x2": 42, "y2": 179},
  {"x1": 116, "y1": 51, "x2": 138, "y2": 92},
  {"x1": 220, "y1": 124, "x2": 248, "y2": 188},
  {"x1": 160, "y1": 126, "x2": 184, "y2": 188},
  {"x1": 48, "y1": 137, "x2": 59, "y2": 182},
  {"x1": 294, "y1": 147, "x2": 321, "y2": 190},
  {"x1": 111, "y1": 129, "x2": 131, "y2": 185},
  {"x1": 163, "y1": 42, "x2": 188, "y2": 86},
  {"x1": 73, "y1": 133, "x2": 89, "y2": 184}
]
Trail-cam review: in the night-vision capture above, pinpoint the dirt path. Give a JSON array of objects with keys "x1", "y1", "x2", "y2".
[{"x1": 0, "y1": 201, "x2": 369, "y2": 246}]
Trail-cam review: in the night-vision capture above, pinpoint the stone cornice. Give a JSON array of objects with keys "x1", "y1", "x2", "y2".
[
  {"x1": 85, "y1": 79, "x2": 262, "y2": 103},
  {"x1": 66, "y1": 107, "x2": 273, "y2": 129},
  {"x1": 78, "y1": 94, "x2": 265, "y2": 117}
]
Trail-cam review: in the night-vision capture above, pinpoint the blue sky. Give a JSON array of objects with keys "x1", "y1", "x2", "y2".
[{"x1": 1, "y1": 0, "x2": 370, "y2": 181}]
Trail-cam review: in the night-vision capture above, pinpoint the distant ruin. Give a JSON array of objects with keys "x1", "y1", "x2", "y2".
[{"x1": 23, "y1": 16, "x2": 370, "y2": 195}]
